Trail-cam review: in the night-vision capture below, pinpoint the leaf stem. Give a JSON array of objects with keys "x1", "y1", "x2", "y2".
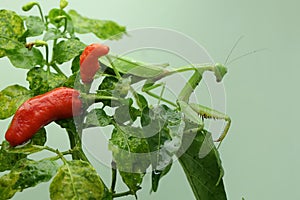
[
  {"x1": 51, "y1": 63, "x2": 66, "y2": 77},
  {"x1": 42, "y1": 146, "x2": 69, "y2": 163},
  {"x1": 43, "y1": 145, "x2": 59, "y2": 153}
]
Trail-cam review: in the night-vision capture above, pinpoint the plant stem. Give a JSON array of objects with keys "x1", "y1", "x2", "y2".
[
  {"x1": 35, "y1": 3, "x2": 45, "y2": 23},
  {"x1": 110, "y1": 161, "x2": 117, "y2": 194},
  {"x1": 81, "y1": 93, "x2": 120, "y2": 104},
  {"x1": 67, "y1": 130, "x2": 76, "y2": 151},
  {"x1": 105, "y1": 55, "x2": 122, "y2": 79},
  {"x1": 45, "y1": 44, "x2": 49, "y2": 64},
  {"x1": 66, "y1": 129, "x2": 89, "y2": 162},
  {"x1": 112, "y1": 190, "x2": 134, "y2": 198}
]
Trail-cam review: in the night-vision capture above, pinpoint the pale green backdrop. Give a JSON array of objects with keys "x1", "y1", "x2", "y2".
[{"x1": 1, "y1": 0, "x2": 299, "y2": 199}]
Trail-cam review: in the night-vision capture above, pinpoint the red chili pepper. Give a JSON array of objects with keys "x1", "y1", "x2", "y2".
[
  {"x1": 5, "y1": 87, "x2": 82, "y2": 147},
  {"x1": 80, "y1": 43, "x2": 110, "y2": 84}
]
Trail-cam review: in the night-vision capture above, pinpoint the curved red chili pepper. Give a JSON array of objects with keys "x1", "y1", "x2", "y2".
[
  {"x1": 5, "y1": 87, "x2": 82, "y2": 146},
  {"x1": 80, "y1": 43, "x2": 109, "y2": 84}
]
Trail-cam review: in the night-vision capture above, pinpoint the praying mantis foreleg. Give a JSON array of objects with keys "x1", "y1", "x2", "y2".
[
  {"x1": 176, "y1": 63, "x2": 231, "y2": 142},
  {"x1": 139, "y1": 63, "x2": 231, "y2": 141},
  {"x1": 190, "y1": 103, "x2": 231, "y2": 142}
]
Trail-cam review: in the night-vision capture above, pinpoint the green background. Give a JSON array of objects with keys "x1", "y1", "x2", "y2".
[{"x1": 1, "y1": 0, "x2": 299, "y2": 199}]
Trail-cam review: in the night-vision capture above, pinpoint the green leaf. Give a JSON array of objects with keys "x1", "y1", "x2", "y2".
[
  {"x1": 53, "y1": 39, "x2": 85, "y2": 64},
  {"x1": 143, "y1": 105, "x2": 185, "y2": 192},
  {"x1": 0, "y1": 159, "x2": 58, "y2": 199},
  {"x1": 68, "y1": 10, "x2": 126, "y2": 40},
  {"x1": 100, "y1": 55, "x2": 165, "y2": 78},
  {"x1": 0, "y1": 170, "x2": 19, "y2": 199},
  {"x1": 178, "y1": 129, "x2": 227, "y2": 200},
  {"x1": 43, "y1": 28, "x2": 63, "y2": 41},
  {"x1": 150, "y1": 106, "x2": 185, "y2": 167},
  {"x1": 50, "y1": 160, "x2": 106, "y2": 200},
  {"x1": 114, "y1": 77, "x2": 131, "y2": 98},
  {"x1": 5, "y1": 128, "x2": 47, "y2": 155},
  {"x1": 26, "y1": 67, "x2": 67, "y2": 95},
  {"x1": 109, "y1": 126, "x2": 150, "y2": 193},
  {"x1": 98, "y1": 76, "x2": 119, "y2": 106},
  {"x1": 85, "y1": 108, "x2": 112, "y2": 127},
  {"x1": 114, "y1": 98, "x2": 139, "y2": 124},
  {"x1": 62, "y1": 72, "x2": 77, "y2": 88},
  {"x1": 71, "y1": 55, "x2": 80, "y2": 73},
  {"x1": 132, "y1": 93, "x2": 150, "y2": 127},
  {"x1": 6, "y1": 47, "x2": 44, "y2": 69},
  {"x1": 30, "y1": 127, "x2": 47, "y2": 146},
  {"x1": 48, "y1": 8, "x2": 74, "y2": 34},
  {"x1": 0, "y1": 141, "x2": 27, "y2": 172},
  {"x1": 23, "y1": 16, "x2": 45, "y2": 37},
  {"x1": 0, "y1": 9, "x2": 25, "y2": 57},
  {"x1": 110, "y1": 126, "x2": 150, "y2": 154},
  {"x1": 135, "y1": 93, "x2": 148, "y2": 110},
  {"x1": 151, "y1": 162, "x2": 172, "y2": 192},
  {"x1": 55, "y1": 118, "x2": 75, "y2": 129},
  {"x1": 119, "y1": 171, "x2": 143, "y2": 193},
  {"x1": 13, "y1": 159, "x2": 58, "y2": 189},
  {"x1": 99, "y1": 76, "x2": 119, "y2": 91},
  {"x1": 0, "y1": 85, "x2": 32, "y2": 119}
]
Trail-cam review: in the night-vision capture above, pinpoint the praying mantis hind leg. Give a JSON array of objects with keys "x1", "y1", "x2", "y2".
[{"x1": 189, "y1": 103, "x2": 231, "y2": 143}]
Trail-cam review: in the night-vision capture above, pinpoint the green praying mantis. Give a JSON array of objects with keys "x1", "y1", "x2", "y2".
[{"x1": 99, "y1": 54, "x2": 231, "y2": 144}]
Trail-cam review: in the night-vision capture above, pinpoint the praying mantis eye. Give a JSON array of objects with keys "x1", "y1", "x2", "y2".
[{"x1": 214, "y1": 63, "x2": 228, "y2": 82}]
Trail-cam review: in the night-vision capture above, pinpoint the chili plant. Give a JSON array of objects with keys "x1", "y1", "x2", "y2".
[{"x1": 0, "y1": 1, "x2": 231, "y2": 199}]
